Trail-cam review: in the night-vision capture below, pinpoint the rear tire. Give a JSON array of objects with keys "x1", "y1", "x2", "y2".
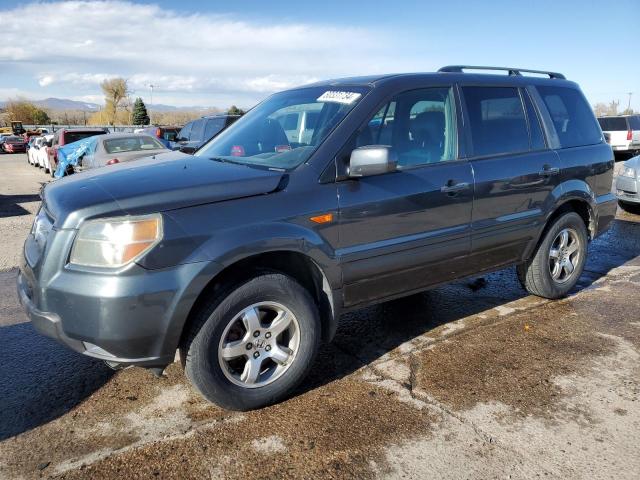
[
  {"x1": 618, "y1": 200, "x2": 640, "y2": 214},
  {"x1": 517, "y1": 212, "x2": 588, "y2": 299},
  {"x1": 181, "y1": 273, "x2": 321, "y2": 410}
]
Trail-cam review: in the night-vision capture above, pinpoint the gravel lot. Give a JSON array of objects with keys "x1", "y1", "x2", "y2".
[{"x1": 0, "y1": 153, "x2": 639, "y2": 479}]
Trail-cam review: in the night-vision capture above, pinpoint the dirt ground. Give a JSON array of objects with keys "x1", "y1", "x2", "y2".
[{"x1": 1, "y1": 153, "x2": 639, "y2": 479}]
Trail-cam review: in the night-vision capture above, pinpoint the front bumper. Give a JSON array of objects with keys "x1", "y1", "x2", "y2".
[{"x1": 18, "y1": 256, "x2": 219, "y2": 368}]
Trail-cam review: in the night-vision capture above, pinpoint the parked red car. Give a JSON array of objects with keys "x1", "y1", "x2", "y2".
[
  {"x1": 48, "y1": 128, "x2": 108, "y2": 176},
  {"x1": 1, "y1": 136, "x2": 27, "y2": 153}
]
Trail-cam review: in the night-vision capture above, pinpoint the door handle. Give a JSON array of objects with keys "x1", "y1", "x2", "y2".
[
  {"x1": 440, "y1": 181, "x2": 470, "y2": 194},
  {"x1": 539, "y1": 166, "x2": 560, "y2": 176}
]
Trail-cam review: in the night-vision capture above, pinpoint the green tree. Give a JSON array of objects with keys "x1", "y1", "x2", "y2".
[
  {"x1": 32, "y1": 108, "x2": 50, "y2": 125},
  {"x1": 4, "y1": 99, "x2": 50, "y2": 124},
  {"x1": 228, "y1": 105, "x2": 245, "y2": 116},
  {"x1": 132, "y1": 97, "x2": 150, "y2": 125}
]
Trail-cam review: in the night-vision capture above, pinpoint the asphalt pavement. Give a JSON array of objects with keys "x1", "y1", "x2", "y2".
[{"x1": 0, "y1": 153, "x2": 639, "y2": 479}]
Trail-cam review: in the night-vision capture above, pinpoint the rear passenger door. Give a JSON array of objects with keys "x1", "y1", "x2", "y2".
[{"x1": 461, "y1": 85, "x2": 561, "y2": 269}]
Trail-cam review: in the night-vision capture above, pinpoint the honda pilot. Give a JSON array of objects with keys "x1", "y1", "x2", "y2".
[{"x1": 19, "y1": 66, "x2": 616, "y2": 410}]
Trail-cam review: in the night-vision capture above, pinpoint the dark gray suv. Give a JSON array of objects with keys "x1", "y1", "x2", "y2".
[{"x1": 19, "y1": 66, "x2": 616, "y2": 410}]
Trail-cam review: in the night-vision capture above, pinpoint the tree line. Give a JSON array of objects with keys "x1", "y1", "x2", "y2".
[{"x1": 0, "y1": 76, "x2": 245, "y2": 127}]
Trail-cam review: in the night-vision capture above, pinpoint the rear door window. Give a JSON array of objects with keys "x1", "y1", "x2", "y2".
[
  {"x1": 536, "y1": 86, "x2": 602, "y2": 148},
  {"x1": 462, "y1": 86, "x2": 529, "y2": 156}
]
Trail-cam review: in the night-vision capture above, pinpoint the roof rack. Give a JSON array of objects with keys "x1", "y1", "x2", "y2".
[{"x1": 438, "y1": 65, "x2": 566, "y2": 80}]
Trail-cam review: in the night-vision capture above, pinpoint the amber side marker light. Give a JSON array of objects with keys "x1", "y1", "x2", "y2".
[{"x1": 310, "y1": 213, "x2": 333, "y2": 224}]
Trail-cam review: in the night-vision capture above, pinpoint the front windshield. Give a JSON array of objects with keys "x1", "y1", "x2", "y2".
[{"x1": 195, "y1": 86, "x2": 369, "y2": 169}]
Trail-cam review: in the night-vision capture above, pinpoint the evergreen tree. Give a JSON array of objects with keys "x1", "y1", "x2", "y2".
[
  {"x1": 132, "y1": 97, "x2": 150, "y2": 125},
  {"x1": 228, "y1": 105, "x2": 245, "y2": 116}
]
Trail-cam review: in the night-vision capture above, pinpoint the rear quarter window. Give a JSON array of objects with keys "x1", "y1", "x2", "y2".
[{"x1": 536, "y1": 86, "x2": 602, "y2": 148}]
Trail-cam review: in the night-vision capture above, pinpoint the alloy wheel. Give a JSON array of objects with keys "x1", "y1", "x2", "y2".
[
  {"x1": 218, "y1": 302, "x2": 300, "y2": 388},
  {"x1": 548, "y1": 227, "x2": 581, "y2": 284}
]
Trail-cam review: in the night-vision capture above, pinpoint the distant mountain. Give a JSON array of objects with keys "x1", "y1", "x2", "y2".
[
  {"x1": 0, "y1": 97, "x2": 221, "y2": 112},
  {"x1": 33, "y1": 98, "x2": 101, "y2": 111},
  {"x1": 145, "y1": 103, "x2": 217, "y2": 113}
]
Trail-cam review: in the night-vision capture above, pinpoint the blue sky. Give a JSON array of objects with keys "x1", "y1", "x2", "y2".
[{"x1": 0, "y1": 0, "x2": 637, "y2": 109}]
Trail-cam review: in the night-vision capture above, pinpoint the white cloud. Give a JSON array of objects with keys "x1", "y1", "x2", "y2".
[
  {"x1": 38, "y1": 75, "x2": 54, "y2": 87},
  {"x1": 0, "y1": 1, "x2": 416, "y2": 107}
]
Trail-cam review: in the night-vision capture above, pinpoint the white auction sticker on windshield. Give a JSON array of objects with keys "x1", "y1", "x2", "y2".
[{"x1": 317, "y1": 91, "x2": 361, "y2": 104}]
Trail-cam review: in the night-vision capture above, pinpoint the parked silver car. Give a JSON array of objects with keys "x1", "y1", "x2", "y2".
[
  {"x1": 77, "y1": 133, "x2": 169, "y2": 171},
  {"x1": 614, "y1": 155, "x2": 640, "y2": 213}
]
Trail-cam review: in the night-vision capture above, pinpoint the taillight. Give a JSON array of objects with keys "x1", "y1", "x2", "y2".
[
  {"x1": 155, "y1": 128, "x2": 161, "y2": 138},
  {"x1": 230, "y1": 145, "x2": 245, "y2": 156},
  {"x1": 107, "y1": 158, "x2": 120, "y2": 165},
  {"x1": 627, "y1": 129, "x2": 633, "y2": 141}
]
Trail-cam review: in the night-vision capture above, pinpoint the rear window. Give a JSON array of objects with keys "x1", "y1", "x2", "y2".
[
  {"x1": 65, "y1": 131, "x2": 105, "y2": 144},
  {"x1": 536, "y1": 86, "x2": 602, "y2": 148},
  {"x1": 462, "y1": 86, "x2": 530, "y2": 156},
  {"x1": 598, "y1": 117, "x2": 627, "y2": 131},
  {"x1": 104, "y1": 136, "x2": 165, "y2": 154}
]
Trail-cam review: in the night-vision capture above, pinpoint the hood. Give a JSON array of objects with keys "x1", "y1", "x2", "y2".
[
  {"x1": 622, "y1": 155, "x2": 640, "y2": 169},
  {"x1": 44, "y1": 152, "x2": 285, "y2": 229}
]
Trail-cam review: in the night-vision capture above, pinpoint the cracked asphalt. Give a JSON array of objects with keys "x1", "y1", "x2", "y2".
[{"x1": 1, "y1": 153, "x2": 639, "y2": 479}]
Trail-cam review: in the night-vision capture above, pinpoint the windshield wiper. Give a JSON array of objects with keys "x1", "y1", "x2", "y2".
[
  {"x1": 209, "y1": 157, "x2": 273, "y2": 170},
  {"x1": 209, "y1": 157, "x2": 245, "y2": 166}
]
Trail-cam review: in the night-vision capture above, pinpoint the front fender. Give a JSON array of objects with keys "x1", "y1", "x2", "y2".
[{"x1": 197, "y1": 221, "x2": 341, "y2": 290}]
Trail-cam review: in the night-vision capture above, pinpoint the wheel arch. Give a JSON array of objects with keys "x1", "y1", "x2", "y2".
[
  {"x1": 178, "y1": 250, "x2": 340, "y2": 352},
  {"x1": 523, "y1": 193, "x2": 595, "y2": 262}
]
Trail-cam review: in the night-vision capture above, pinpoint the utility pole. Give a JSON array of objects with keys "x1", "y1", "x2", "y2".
[
  {"x1": 627, "y1": 92, "x2": 633, "y2": 113},
  {"x1": 148, "y1": 84, "x2": 157, "y2": 124}
]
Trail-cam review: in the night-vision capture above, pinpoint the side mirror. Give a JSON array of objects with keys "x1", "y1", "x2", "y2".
[
  {"x1": 348, "y1": 145, "x2": 397, "y2": 178},
  {"x1": 179, "y1": 145, "x2": 197, "y2": 155}
]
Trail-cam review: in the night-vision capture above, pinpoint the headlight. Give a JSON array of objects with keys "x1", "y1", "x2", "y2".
[
  {"x1": 621, "y1": 166, "x2": 636, "y2": 178},
  {"x1": 70, "y1": 214, "x2": 162, "y2": 268}
]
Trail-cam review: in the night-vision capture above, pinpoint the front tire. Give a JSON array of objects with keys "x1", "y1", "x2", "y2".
[
  {"x1": 517, "y1": 212, "x2": 588, "y2": 299},
  {"x1": 181, "y1": 273, "x2": 321, "y2": 410}
]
